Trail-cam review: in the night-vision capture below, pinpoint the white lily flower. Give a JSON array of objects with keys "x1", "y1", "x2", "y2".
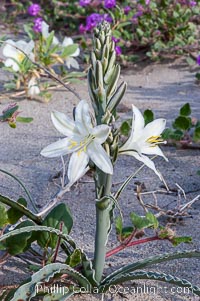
[
  {"x1": 41, "y1": 21, "x2": 59, "y2": 45},
  {"x1": 41, "y1": 100, "x2": 113, "y2": 183},
  {"x1": 119, "y1": 105, "x2": 168, "y2": 180},
  {"x1": 2, "y1": 39, "x2": 34, "y2": 72},
  {"x1": 62, "y1": 37, "x2": 80, "y2": 69},
  {"x1": 27, "y1": 77, "x2": 40, "y2": 97}
]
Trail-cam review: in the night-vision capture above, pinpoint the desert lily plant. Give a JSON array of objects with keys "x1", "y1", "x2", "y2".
[
  {"x1": 0, "y1": 21, "x2": 81, "y2": 100},
  {"x1": 0, "y1": 22, "x2": 200, "y2": 300}
]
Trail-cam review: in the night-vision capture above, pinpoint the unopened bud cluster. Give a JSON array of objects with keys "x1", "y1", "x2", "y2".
[{"x1": 88, "y1": 21, "x2": 127, "y2": 163}]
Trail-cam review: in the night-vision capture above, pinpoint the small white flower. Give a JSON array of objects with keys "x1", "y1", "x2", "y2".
[
  {"x1": 2, "y1": 39, "x2": 34, "y2": 72},
  {"x1": 119, "y1": 105, "x2": 168, "y2": 179},
  {"x1": 62, "y1": 37, "x2": 80, "y2": 69},
  {"x1": 41, "y1": 21, "x2": 59, "y2": 46},
  {"x1": 41, "y1": 100, "x2": 113, "y2": 184},
  {"x1": 28, "y1": 77, "x2": 40, "y2": 97}
]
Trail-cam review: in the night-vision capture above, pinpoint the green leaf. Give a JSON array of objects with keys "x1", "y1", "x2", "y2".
[
  {"x1": 5, "y1": 220, "x2": 35, "y2": 255},
  {"x1": 16, "y1": 117, "x2": 33, "y2": 123},
  {"x1": 130, "y1": 212, "x2": 154, "y2": 230},
  {"x1": 194, "y1": 126, "x2": 200, "y2": 142},
  {"x1": 8, "y1": 122, "x2": 16, "y2": 128},
  {"x1": 66, "y1": 248, "x2": 82, "y2": 267},
  {"x1": 7, "y1": 197, "x2": 27, "y2": 224},
  {"x1": 23, "y1": 24, "x2": 34, "y2": 40},
  {"x1": 100, "y1": 270, "x2": 200, "y2": 296},
  {"x1": 136, "y1": 28, "x2": 144, "y2": 37},
  {"x1": 0, "y1": 203, "x2": 8, "y2": 227},
  {"x1": 117, "y1": 21, "x2": 132, "y2": 29},
  {"x1": 46, "y1": 31, "x2": 55, "y2": 50},
  {"x1": 37, "y1": 203, "x2": 73, "y2": 249},
  {"x1": 145, "y1": 212, "x2": 159, "y2": 229},
  {"x1": 171, "y1": 236, "x2": 192, "y2": 246},
  {"x1": 3, "y1": 82, "x2": 17, "y2": 91},
  {"x1": 0, "y1": 225, "x2": 76, "y2": 250},
  {"x1": 101, "y1": 250, "x2": 200, "y2": 287},
  {"x1": 61, "y1": 44, "x2": 78, "y2": 58},
  {"x1": 173, "y1": 116, "x2": 191, "y2": 131},
  {"x1": 1, "y1": 105, "x2": 19, "y2": 121},
  {"x1": 120, "y1": 120, "x2": 131, "y2": 136},
  {"x1": 115, "y1": 216, "x2": 123, "y2": 236},
  {"x1": 121, "y1": 227, "x2": 134, "y2": 240},
  {"x1": 180, "y1": 103, "x2": 191, "y2": 116},
  {"x1": 112, "y1": 30, "x2": 121, "y2": 38},
  {"x1": 186, "y1": 57, "x2": 195, "y2": 65},
  {"x1": 161, "y1": 128, "x2": 174, "y2": 140},
  {"x1": 143, "y1": 109, "x2": 154, "y2": 125},
  {"x1": 196, "y1": 72, "x2": 200, "y2": 80}
]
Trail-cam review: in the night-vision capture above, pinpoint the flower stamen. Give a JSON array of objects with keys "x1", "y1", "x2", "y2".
[{"x1": 147, "y1": 135, "x2": 165, "y2": 147}]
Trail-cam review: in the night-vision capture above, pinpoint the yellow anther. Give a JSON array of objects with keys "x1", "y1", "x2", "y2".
[
  {"x1": 68, "y1": 134, "x2": 95, "y2": 155},
  {"x1": 17, "y1": 53, "x2": 25, "y2": 63},
  {"x1": 68, "y1": 140, "x2": 78, "y2": 149},
  {"x1": 147, "y1": 135, "x2": 163, "y2": 147}
]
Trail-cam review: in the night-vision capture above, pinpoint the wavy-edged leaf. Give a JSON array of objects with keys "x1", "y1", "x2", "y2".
[
  {"x1": 101, "y1": 250, "x2": 200, "y2": 285},
  {"x1": 5, "y1": 220, "x2": 35, "y2": 255},
  {"x1": 81, "y1": 252, "x2": 98, "y2": 287},
  {"x1": 0, "y1": 225, "x2": 76, "y2": 250},
  {"x1": 11, "y1": 263, "x2": 91, "y2": 301},
  {"x1": 100, "y1": 270, "x2": 200, "y2": 296}
]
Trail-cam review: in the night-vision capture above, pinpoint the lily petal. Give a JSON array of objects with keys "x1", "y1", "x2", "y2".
[
  {"x1": 141, "y1": 144, "x2": 168, "y2": 161},
  {"x1": 2, "y1": 40, "x2": 17, "y2": 58},
  {"x1": 75, "y1": 100, "x2": 92, "y2": 135},
  {"x1": 51, "y1": 110, "x2": 77, "y2": 137},
  {"x1": 40, "y1": 137, "x2": 79, "y2": 158},
  {"x1": 91, "y1": 124, "x2": 110, "y2": 144},
  {"x1": 131, "y1": 105, "x2": 145, "y2": 138},
  {"x1": 124, "y1": 150, "x2": 162, "y2": 180},
  {"x1": 66, "y1": 57, "x2": 79, "y2": 69},
  {"x1": 68, "y1": 151, "x2": 89, "y2": 184},
  {"x1": 4, "y1": 58, "x2": 19, "y2": 72},
  {"x1": 87, "y1": 141, "x2": 113, "y2": 175},
  {"x1": 41, "y1": 21, "x2": 49, "y2": 39},
  {"x1": 141, "y1": 118, "x2": 166, "y2": 141},
  {"x1": 62, "y1": 37, "x2": 73, "y2": 47},
  {"x1": 23, "y1": 40, "x2": 35, "y2": 55}
]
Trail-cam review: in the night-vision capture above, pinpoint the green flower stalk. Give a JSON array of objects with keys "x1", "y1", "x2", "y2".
[{"x1": 88, "y1": 22, "x2": 127, "y2": 283}]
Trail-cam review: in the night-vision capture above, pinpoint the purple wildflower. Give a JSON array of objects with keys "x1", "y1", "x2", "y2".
[
  {"x1": 85, "y1": 13, "x2": 112, "y2": 31},
  {"x1": 79, "y1": 24, "x2": 87, "y2": 34},
  {"x1": 28, "y1": 3, "x2": 41, "y2": 16},
  {"x1": 104, "y1": 0, "x2": 116, "y2": 9},
  {"x1": 112, "y1": 36, "x2": 120, "y2": 43},
  {"x1": 145, "y1": 0, "x2": 150, "y2": 4},
  {"x1": 79, "y1": 0, "x2": 91, "y2": 6},
  {"x1": 189, "y1": 1, "x2": 196, "y2": 6},
  {"x1": 104, "y1": 13, "x2": 113, "y2": 23},
  {"x1": 197, "y1": 55, "x2": 200, "y2": 66},
  {"x1": 124, "y1": 6, "x2": 131, "y2": 15},
  {"x1": 33, "y1": 17, "x2": 43, "y2": 33},
  {"x1": 115, "y1": 45, "x2": 122, "y2": 56}
]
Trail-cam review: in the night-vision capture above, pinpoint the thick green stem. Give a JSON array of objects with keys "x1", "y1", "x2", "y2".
[{"x1": 93, "y1": 172, "x2": 113, "y2": 284}]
